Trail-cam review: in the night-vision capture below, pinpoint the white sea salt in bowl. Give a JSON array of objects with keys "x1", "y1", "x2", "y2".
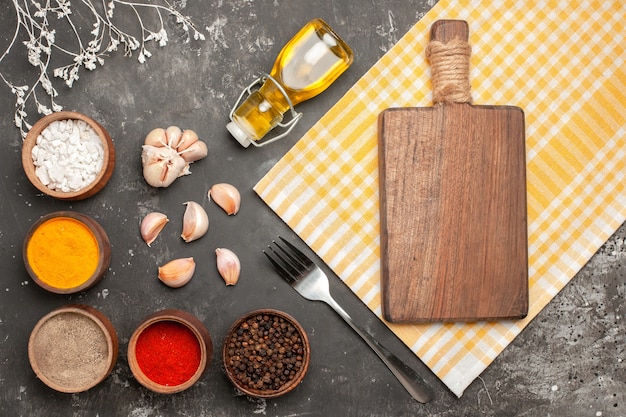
[{"x1": 22, "y1": 111, "x2": 115, "y2": 200}]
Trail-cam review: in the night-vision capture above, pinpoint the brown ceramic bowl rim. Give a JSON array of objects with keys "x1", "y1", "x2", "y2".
[
  {"x1": 21, "y1": 111, "x2": 115, "y2": 200},
  {"x1": 28, "y1": 304, "x2": 119, "y2": 393},
  {"x1": 222, "y1": 308, "x2": 311, "y2": 399},
  {"x1": 23, "y1": 211, "x2": 111, "y2": 294},
  {"x1": 127, "y1": 309, "x2": 213, "y2": 394}
]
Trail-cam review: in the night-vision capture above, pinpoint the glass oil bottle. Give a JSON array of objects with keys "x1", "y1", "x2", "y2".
[{"x1": 227, "y1": 18, "x2": 353, "y2": 147}]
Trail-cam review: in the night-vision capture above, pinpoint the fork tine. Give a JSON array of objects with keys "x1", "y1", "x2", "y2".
[
  {"x1": 264, "y1": 240, "x2": 306, "y2": 282},
  {"x1": 263, "y1": 249, "x2": 295, "y2": 283},
  {"x1": 277, "y1": 236, "x2": 313, "y2": 268},
  {"x1": 265, "y1": 236, "x2": 314, "y2": 280},
  {"x1": 273, "y1": 241, "x2": 305, "y2": 271}
]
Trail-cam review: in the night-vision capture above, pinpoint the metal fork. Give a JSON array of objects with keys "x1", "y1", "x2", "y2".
[{"x1": 264, "y1": 237, "x2": 433, "y2": 403}]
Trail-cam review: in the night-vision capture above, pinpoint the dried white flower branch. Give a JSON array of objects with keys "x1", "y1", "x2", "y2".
[{"x1": 0, "y1": 0, "x2": 205, "y2": 139}]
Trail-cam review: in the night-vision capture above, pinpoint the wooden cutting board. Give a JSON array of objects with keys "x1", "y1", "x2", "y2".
[{"x1": 378, "y1": 20, "x2": 528, "y2": 323}]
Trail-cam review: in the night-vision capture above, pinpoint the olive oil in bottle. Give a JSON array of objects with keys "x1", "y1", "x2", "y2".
[{"x1": 227, "y1": 19, "x2": 353, "y2": 147}]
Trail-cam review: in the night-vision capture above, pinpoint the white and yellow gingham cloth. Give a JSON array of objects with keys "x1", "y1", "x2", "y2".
[{"x1": 254, "y1": 0, "x2": 626, "y2": 397}]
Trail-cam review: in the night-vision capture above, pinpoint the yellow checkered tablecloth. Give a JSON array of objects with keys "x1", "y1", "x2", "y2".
[{"x1": 254, "y1": 0, "x2": 626, "y2": 397}]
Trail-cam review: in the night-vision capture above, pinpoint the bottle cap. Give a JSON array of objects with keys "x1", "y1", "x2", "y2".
[{"x1": 226, "y1": 122, "x2": 252, "y2": 148}]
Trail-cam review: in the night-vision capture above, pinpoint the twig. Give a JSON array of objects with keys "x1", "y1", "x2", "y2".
[{"x1": 0, "y1": 0, "x2": 205, "y2": 139}]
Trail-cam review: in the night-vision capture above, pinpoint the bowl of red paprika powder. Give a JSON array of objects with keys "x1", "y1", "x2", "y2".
[
  {"x1": 23, "y1": 211, "x2": 111, "y2": 294},
  {"x1": 128, "y1": 309, "x2": 213, "y2": 394},
  {"x1": 222, "y1": 309, "x2": 310, "y2": 398}
]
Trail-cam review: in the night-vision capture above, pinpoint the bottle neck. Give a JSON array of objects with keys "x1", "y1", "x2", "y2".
[
  {"x1": 230, "y1": 88, "x2": 283, "y2": 144},
  {"x1": 258, "y1": 77, "x2": 291, "y2": 114}
]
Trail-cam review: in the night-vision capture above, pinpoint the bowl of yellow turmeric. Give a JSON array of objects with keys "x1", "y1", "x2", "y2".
[{"x1": 23, "y1": 211, "x2": 111, "y2": 294}]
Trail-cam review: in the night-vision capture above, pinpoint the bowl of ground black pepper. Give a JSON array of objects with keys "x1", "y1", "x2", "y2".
[
  {"x1": 28, "y1": 304, "x2": 119, "y2": 393},
  {"x1": 127, "y1": 309, "x2": 213, "y2": 394},
  {"x1": 22, "y1": 111, "x2": 115, "y2": 200},
  {"x1": 23, "y1": 211, "x2": 111, "y2": 294},
  {"x1": 222, "y1": 309, "x2": 310, "y2": 398}
]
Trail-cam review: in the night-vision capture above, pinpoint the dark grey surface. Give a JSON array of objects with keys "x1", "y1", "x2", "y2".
[{"x1": 1, "y1": 1, "x2": 624, "y2": 416}]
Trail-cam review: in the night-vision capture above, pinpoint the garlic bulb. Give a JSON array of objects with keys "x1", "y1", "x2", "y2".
[
  {"x1": 158, "y1": 257, "x2": 196, "y2": 288},
  {"x1": 141, "y1": 145, "x2": 188, "y2": 188},
  {"x1": 216, "y1": 248, "x2": 241, "y2": 286},
  {"x1": 208, "y1": 183, "x2": 241, "y2": 215},
  {"x1": 181, "y1": 201, "x2": 209, "y2": 243},
  {"x1": 141, "y1": 126, "x2": 208, "y2": 188},
  {"x1": 140, "y1": 212, "x2": 169, "y2": 246}
]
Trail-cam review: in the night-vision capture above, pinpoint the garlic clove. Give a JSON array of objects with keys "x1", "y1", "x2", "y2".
[
  {"x1": 158, "y1": 257, "x2": 196, "y2": 288},
  {"x1": 176, "y1": 129, "x2": 200, "y2": 152},
  {"x1": 208, "y1": 183, "x2": 241, "y2": 215},
  {"x1": 215, "y1": 248, "x2": 241, "y2": 286},
  {"x1": 165, "y1": 126, "x2": 183, "y2": 149},
  {"x1": 181, "y1": 201, "x2": 209, "y2": 242},
  {"x1": 141, "y1": 145, "x2": 187, "y2": 187},
  {"x1": 179, "y1": 140, "x2": 208, "y2": 163},
  {"x1": 140, "y1": 212, "x2": 169, "y2": 246},
  {"x1": 144, "y1": 128, "x2": 168, "y2": 147}
]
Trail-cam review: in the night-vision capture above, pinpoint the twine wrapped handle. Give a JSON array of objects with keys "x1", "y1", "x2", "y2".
[{"x1": 426, "y1": 20, "x2": 472, "y2": 104}]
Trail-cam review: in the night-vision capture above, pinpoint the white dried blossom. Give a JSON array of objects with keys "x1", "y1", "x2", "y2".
[
  {"x1": 107, "y1": 38, "x2": 120, "y2": 52},
  {"x1": 0, "y1": 0, "x2": 205, "y2": 139},
  {"x1": 40, "y1": 75, "x2": 57, "y2": 97},
  {"x1": 194, "y1": 31, "x2": 206, "y2": 41},
  {"x1": 36, "y1": 103, "x2": 52, "y2": 115},
  {"x1": 157, "y1": 29, "x2": 169, "y2": 47},
  {"x1": 107, "y1": 2, "x2": 115, "y2": 18}
]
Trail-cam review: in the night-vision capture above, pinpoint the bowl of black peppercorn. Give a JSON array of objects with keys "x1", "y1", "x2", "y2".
[{"x1": 222, "y1": 309, "x2": 310, "y2": 398}]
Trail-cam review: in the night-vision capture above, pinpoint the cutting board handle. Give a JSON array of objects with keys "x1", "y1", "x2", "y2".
[
  {"x1": 430, "y1": 19, "x2": 469, "y2": 44},
  {"x1": 427, "y1": 20, "x2": 472, "y2": 104}
]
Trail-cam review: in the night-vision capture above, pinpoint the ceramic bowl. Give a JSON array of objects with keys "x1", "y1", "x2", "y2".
[
  {"x1": 28, "y1": 304, "x2": 118, "y2": 393},
  {"x1": 127, "y1": 309, "x2": 213, "y2": 394},
  {"x1": 222, "y1": 309, "x2": 310, "y2": 398},
  {"x1": 23, "y1": 211, "x2": 111, "y2": 294},
  {"x1": 22, "y1": 111, "x2": 115, "y2": 200}
]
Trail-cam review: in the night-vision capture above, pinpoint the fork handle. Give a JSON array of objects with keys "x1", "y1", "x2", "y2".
[{"x1": 324, "y1": 297, "x2": 434, "y2": 403}]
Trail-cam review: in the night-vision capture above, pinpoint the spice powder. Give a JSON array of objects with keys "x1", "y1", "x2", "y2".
[
  {"x1": 135, "y1": 321, "x2": 201, "y2": 386},
  {"x1": 31, "y1": 312, "x2": 109, "y2": 390},
  {"x1": 27, "y1": 217, "x2": 99, "y2": 289}
]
